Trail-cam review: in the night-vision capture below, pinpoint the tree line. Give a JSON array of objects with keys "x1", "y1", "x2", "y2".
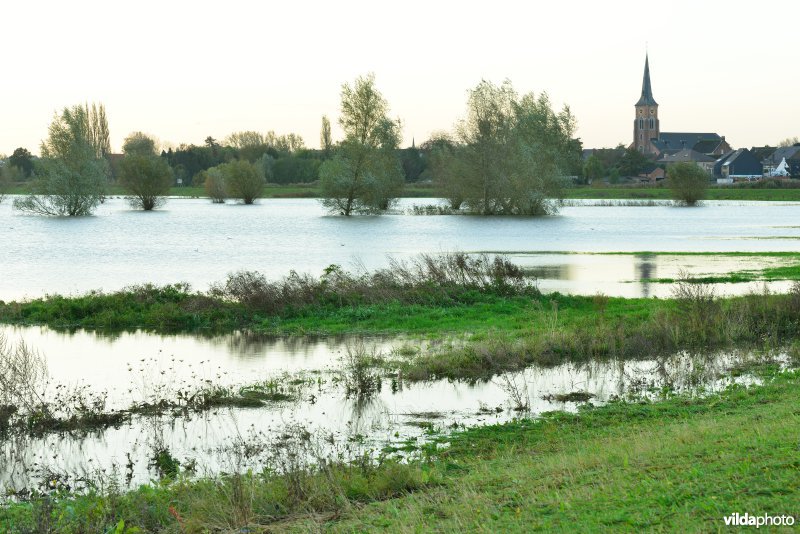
[{"x1": 1, "y1": 75, "x2": 586, "y2": 216}]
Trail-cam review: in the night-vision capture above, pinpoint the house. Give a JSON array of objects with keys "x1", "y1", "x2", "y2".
[
  {"x1": 636, "y1": 164, "x2": 665, "y2": 182},
  {"x1": 657, "y1": 148, "x2": 716, "y2": 174},
  {"x1": 762, "y1": 145, "x2": 800, "y2": 178},
  {"x1": 713, "y1": 149, "x2": 763, "y2": 180}
]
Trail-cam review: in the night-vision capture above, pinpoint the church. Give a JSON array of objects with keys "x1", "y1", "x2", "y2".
[{"x1": 631, "y1": 55, "x2": 732, "y2": 159}]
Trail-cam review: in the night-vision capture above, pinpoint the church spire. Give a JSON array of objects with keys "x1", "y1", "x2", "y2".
[{"x1": 636, "y1": 54, "x2": 657, "y2": 106}]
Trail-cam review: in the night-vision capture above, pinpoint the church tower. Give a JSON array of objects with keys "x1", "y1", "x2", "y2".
[{"x1": 634, "y1": 54, "x2": 659, "y2": 154}]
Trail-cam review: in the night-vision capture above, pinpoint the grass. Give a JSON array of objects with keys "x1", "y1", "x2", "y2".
[
  {"x1": 316, "y1": 368, "x2": 800, "y2": 533},
  {"x1": 8, "y1": 182, "x2": 800, "y2": 201},
  {"x1": 562, "y1": 185, "x2": 800, "y2": 202},
  {"x1": 8, "y1": 281, "x2": 800, "y2": 384},
  {"x1": 2, "y1": 367, "x2": 798, "y2": 532},
  {"x1": 0, "y1": 285, "x2": 654, "y2": 338},
  {"x1": 6, "y1": 183, "x2": 438, "y2": 199}
]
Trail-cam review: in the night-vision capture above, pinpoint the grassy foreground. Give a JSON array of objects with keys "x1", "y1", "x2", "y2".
[{"x1": 2, "y1": 368, "x2": 798, "y2": 532}]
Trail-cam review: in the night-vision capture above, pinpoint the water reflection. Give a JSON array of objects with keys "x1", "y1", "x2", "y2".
[
  {"x1": 510, "y1": 252, "x2": 796, "y2": 298},
  {"x1": 1, "y1": 344, "x2": 789, "y2": 493},
  {"x1": 635, "y1": 253, "x2": 657, "y2": 297}
]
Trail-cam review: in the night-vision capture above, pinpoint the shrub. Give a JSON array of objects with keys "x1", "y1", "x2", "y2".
[
  {"x1": 221, "y1": 160, "x2": 264, "y2": 204},
  {"x1": 202, "y1": 168, "x2": 226, "y2": 203},
  {"x1": 209, "y1": 252, "x2": 537, "y2": 315},
  {"x1": 667, "y1": 162, "x2": 709, "y2": 206},
  {"x1": 118, "y1": 155, "x2": 173, "y2": 210}
]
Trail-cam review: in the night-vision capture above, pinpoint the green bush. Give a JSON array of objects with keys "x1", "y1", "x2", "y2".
[{"x1": 666, "y1": 162, "x2": 709, "y2": 206}]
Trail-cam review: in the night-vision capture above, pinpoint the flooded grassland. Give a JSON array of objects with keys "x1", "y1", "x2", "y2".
[{"x1": 1, "y1": 198, "x2": 800, "y2": 531}]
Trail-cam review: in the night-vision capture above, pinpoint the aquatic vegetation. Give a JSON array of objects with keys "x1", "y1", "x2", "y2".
[
  {"x1": 340, "y1": 341, "x2": 384, "y2": 400},
  {"x1": 1, "y1": 367, "x2": 797, "y2": 532}
]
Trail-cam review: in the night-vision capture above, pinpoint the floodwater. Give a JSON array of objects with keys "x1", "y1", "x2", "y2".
[
  {"x1": 1, "y1": 197, "x2": 799, "y2": 300},
  {"x1": 1, "y1": 196, "x2": 799, "y2": 493},
  {"x1": 0, "y1": 323, "x2": 781, "y2": 492}
]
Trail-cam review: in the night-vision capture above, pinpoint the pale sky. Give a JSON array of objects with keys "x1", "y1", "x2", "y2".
[{"x1": 1, "y1": 0, "x2": 798, "y2": 156}]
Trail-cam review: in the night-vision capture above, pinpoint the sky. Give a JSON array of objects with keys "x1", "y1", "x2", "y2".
[{"x1": 1, "y1": 0, "x2": 798, "y2": 156}]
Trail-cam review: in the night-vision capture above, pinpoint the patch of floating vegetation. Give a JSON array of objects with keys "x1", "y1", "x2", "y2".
[{"x1": 542, "y1": 391, "x2": 595, "y2": 403}]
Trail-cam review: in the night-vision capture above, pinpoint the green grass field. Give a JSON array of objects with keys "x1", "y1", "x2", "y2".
[{"x1": 313, "y1": 367, "x2": 800, "y2": 533}]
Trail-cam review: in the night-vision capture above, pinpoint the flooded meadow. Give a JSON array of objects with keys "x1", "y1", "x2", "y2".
[{"x1": 1, "y1": 197, "x2": 799, "y2": 496}]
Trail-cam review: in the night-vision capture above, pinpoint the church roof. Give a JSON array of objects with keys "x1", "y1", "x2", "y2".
[{"x1": 636, "y1": 54, "x2": 658, "y2": 107}]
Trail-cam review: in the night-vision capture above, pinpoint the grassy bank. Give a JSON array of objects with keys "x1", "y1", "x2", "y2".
[
  {"x1": 6, "y1": 183, "x2": 437, "y2": 199},
  {"x1": 3, "y1": 367, "x2": 798, "y2": 532},
  {"x1": 5, "y1": 277, "x2": 800, "y2": 384},
  {"x1": 562, "y1": 185, "x2": 800, "y2": 202},
  {"x1": 7, "y1": 182, "x2": 800, "y2": 202},
  {"x1": 0, "y1": 283, "x2": 672, "y2": 338}
]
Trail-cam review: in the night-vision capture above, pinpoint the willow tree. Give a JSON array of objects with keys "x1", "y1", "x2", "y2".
[
  {"x1": 118, "y1": 132, "x2": 173, "y2": 211},
  {"x1": 220, "y1": 159, "x2": 264, "y2": 204},
  {"x1": 14, "y1": 105, "x2": 107, "y2": 216},
  {"x1": 437, "y1": 80, "x2": 577, "y2": 215},
  {"x1": 667, "y1": 162, "x2": 709, "y2": 206},
  {"x1": 319, "y1": 74, "x2": 403, "y2": 215}
]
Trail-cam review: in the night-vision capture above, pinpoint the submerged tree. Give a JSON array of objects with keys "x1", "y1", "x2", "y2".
[
  {"x1": 13, "y1": 105, "x2": 107, "y2": 216},
  {"x1": 118, "y1": 132, "x2": 172, "y2": 211},
  {"x1": 434, "y1": 80, "x2": 577, "y2": 215},
  {"x1": 202, "y1": 167, "x2": 227, "y2": 203},
  {"x1": 667, "y1": 162, "x2": 709, "y2": 206},
  {"x1": 426, "y1": 133, "x2": 464, "y2": 209},
  {"x1": 220, "y1": 159, "x2": 264, "y2": 204},
  {"x1": 320, "y1": 73, "x2": 403, "y2": 215}
]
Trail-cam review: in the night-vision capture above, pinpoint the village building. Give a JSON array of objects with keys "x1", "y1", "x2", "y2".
[
  {"x1": 656, "y1": 148, "x2": 716, "y2": 174},
  {"x1": 761, "y1": 145, "x2": 800, "y2": 177},
  {"x1": 713, "y1": 149, "x2": 763, "y2": 182}
]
